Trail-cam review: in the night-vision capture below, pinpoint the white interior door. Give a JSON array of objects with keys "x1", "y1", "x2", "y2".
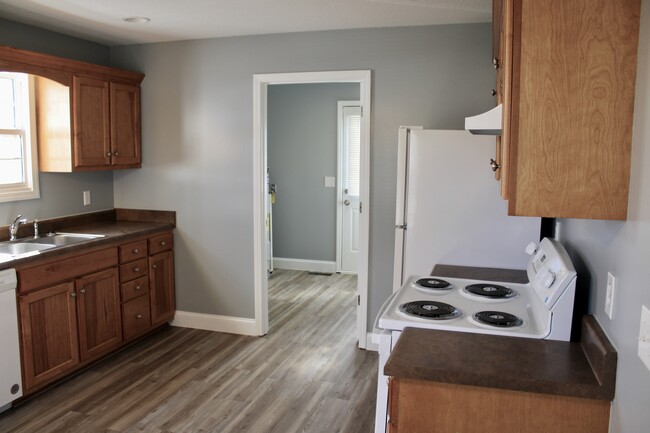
[{"x1": 338, "y1": 103, "x2": 361, "y2": 273}]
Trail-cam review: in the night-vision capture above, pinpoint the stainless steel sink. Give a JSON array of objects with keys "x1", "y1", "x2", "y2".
[
  {"x1": 26, "y1": 232, "x2": 105, "y2": 246},
  {"x1": 0, "y1": 242, "x2": 56, "y2": 256}
]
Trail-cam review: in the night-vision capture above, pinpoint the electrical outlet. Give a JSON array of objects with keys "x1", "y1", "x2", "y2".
[
  {"x1": 324, "y1": 177, "x2": 336, "y2": 188},
  {"x1": 604, "y1": 272, "x2": 616, "y2": 319},
  {"x1": 83, "y1": 190, "x2": 91, "y2": 206},
  {"x1": 639, "y1": 305, "x2": 650, "y2": 372}
]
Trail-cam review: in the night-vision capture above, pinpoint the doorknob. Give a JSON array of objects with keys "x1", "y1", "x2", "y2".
[
  {"x1": 344, "y1": 199, "x2": 351, "y2": 206},
  {"x1": 344, "y1": 188, "x2": 349, "y2": 194}
]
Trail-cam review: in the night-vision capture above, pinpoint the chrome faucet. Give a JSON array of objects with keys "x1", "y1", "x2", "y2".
[{"x1": 9, "y1": 215, "x2": 28, "y2": 241}]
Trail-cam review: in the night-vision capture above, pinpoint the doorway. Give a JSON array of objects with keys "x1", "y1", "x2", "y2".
[{"x1": 253, "y1": 70, "x2": 371, "y2": 348}]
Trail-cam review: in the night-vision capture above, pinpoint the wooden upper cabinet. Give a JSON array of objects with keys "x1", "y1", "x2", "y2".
[
  {"x1": 0, "y1": 45, "x2": 144, "y2": 172},
  {"x1": 73, "y1": 76, "x2": 111, "y2": 168},
  {"x1": 496, "y1": 0, "x2": 640, "y2": 220}
]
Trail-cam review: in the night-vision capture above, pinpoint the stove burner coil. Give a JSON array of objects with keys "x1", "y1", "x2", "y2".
[
  {"x1": 464, "y1": 283, "x2": 518, "y2": 299},
  {"x1": 473, "y1": 311, "x2": 523, "y2": 327},
  {"x1": 415, "y1": 278, "x2": 452, "y2": 290},
  {"x1": 399, "y1": 301, "x2": 461, "y2": 319}
]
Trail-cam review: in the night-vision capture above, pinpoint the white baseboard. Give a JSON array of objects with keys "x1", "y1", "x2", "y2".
[
  {"x1": 171, "y1": 311, "x2": 258, "y2": 336},
  {"x1": 365, "y1": 332, "x2": 378, "y2": 352},
  {"x1": 273, "y1": 257, "x2": 336, "y2": 273}
]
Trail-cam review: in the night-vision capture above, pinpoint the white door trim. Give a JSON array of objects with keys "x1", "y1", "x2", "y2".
[
  {"x1": 336, "y1": 100, "x2": 361, "y2": 274},
  {"x1": 253, "y1": 70, "x2": 372, "y2": 349}
]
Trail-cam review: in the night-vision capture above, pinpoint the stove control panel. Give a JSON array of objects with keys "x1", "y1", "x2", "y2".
[{"x1": 527, "y1": 238, "x2": 577, "y2": 308}]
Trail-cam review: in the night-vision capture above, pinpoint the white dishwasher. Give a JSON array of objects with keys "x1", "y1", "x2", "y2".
[{"x1": 0, "y1": 268, "x2": 22, "y2": 412}]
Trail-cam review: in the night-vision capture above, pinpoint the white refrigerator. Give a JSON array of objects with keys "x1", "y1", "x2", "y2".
[{"x1": 392, "y1": 128, "x2": 541, "y2": 290}]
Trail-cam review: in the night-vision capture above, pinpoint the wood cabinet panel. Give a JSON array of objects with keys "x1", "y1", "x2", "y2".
[
  {"x1": 121, "y1": 275, "x2": 149, "y2": 302},
  {"x1": 119, "y1": 258, "x2": 148, "y2": 283},
  {"x1": 149, "y1": 250, "x2": 175, "y2": 326},
  {"x1": 498, "y1": 0, "x2": 640, "y2": 220},
  {"x1": 18, "y1": 248, "x2": 118, "y2": 293},
  {"x1": 18, "y1": 281, "x2": 79, "y2": 393},
  {"x1": 148, "y1": 232, "x2": 173, "y2": 255},
  {"x1": 119, "y1": 239, "x2": 148, "y2": 263},
  {"x1": 389, "y1": 379, "x2": 610, "y2": 433},
  {"x1": 122, "y1": 294, "x2": 151, "y2": 341},
  {"x1": 73, "y1": 76, "x2": 111, "y2": 168},
  {"x1": 110, "y1": 83, "x2": 141, "y2": 167},
  {"x1": 76, "y1": 268, "x2": 122, "y2": 362}
]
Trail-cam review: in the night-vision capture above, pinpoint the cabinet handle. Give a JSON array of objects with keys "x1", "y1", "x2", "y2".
[
  {"x1": 492, "y1": 57, "x2": 500, "y2": 69},
  {"x1": 106, "y1": 151, "x2": 112, "y2": 157},
  {"x1": 80, "y1": 288, "x2": 86, "y2": 294},
  {"x1": 136, "y1": 314, "x2": 143, "y2": 319},
  {"x1": 114, "y1": 151, "x2": 120, "y2": 157},
  {"x1": 490, "y1": 158, "x2": 501, "y2": 172},
  {"x1": 152, "y1": 264, "x2": 158, "y2": 269},
  {"x1": 491, "y1": 89, "x2": 497, "y2": 96},
  {"x1": 135, "y1": 285, "x2": 142, "y2": 291},
  {"x1": 133, "y1": 248, "x2": 139, "y2": 253},
  {"x1": 70, "y1": 292, "x2": 77, "y2": 298},
  {"x1": 134, "y1": 267, "x2": 140, "y2": 272},
  {"x1": 160, "y1": 241, "x2": 166, "y2": 246}
]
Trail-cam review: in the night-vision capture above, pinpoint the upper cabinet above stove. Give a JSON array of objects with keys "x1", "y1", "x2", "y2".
[
  {"x1": 0, "y1": 45, "x2": 144, "y2": 172},
  {"x1": 492, "y1": 0, "x2": 640, "y2": 220}
]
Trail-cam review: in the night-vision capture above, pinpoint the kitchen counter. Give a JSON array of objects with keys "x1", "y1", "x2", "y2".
[
  {"x1": 0, "y1": 209, "x2": 175, "y2": 270},
  {"x1": 384, "y1": 314, "x2": 616, "y2": 400}
]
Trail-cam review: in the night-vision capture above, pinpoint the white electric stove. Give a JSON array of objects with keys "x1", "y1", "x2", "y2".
[{"x1": 373, "y1": 237, "x2": 578, "y2": 433}]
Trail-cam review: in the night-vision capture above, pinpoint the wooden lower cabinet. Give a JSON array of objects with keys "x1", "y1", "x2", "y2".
[
  {"x1": 75, "y1": 268, "x2": 122, "y2": 362},
  {"x1": 122, "y1": 294, "x2": 151, "y2": 341},
  {"x1": 388, "y1": 379, "x2": 610, "y2": 433},
  {"x1": 149, "y1": 250, "x2": 175, "y2": 326},
  {"x1": 18, "y1": 281, "x2": 79, "y2": 393}
]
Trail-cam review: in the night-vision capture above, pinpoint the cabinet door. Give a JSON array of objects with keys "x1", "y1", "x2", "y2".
[
  {"x1": 76, "y1": 268, "x2": 122, "y2": 362},
  {"x1": 149, "y1": 250, "x2": 175, "y2": 326},
  {"x1": 110, "y1": 83, "x2": 141, "y2": 167},
  {"x1": 18, "y1": 281, "x2": 79, "y2": 393},
  {"x1": 72, "y1": 76, "x2": 111, "y2": 168}
]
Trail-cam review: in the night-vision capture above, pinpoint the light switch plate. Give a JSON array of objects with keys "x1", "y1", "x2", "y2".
[
  {"x1": 605, "y1": 272, "x2": 616, "y2": 319},
  {"x1": 83, "y1": 190, "x2": 91, "y2": 206},
  {"x1": 324, "y1": 177, "x2": 336, "y2": 188},
  {"x1": 639, "y1": 305, "x2": 650, "y2": 372}
]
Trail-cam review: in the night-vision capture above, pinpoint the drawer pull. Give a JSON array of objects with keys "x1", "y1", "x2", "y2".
[
  {"x1": 152, "y1": 264, "x2": 158, "y2": 269},
  {"x1": 70, "y1": 292, "x2": 77, "y2": 298},
  {"x1": 136, "y1": 314, "x2": 143, "y2": 319},
  {"x1": 133, "y1": 248, "x2": 139, "y2": 253},
  {"x1": 160, "y1": 241, "x2": 166, "y2": 246},
  {"x1": 80, "y1": 288, "x2": 86, "y2": 294},
  {"x1": 135, "y1": 285, "x2": 142, "y2": 291},
  {"x1": 133, "y1": 267, "x2": 141, "y2": 272}
]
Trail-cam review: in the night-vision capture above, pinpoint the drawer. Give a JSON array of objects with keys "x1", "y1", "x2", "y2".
[
  {"x1": 18, "y1": 248, "x2": 118, "y2": 293},
  {"x1": 119, "y1": 240, "x2": 148, "y2": 263},
  {"x1": 122, "y1": 294, "x2": 151, "y2": 341},
  {"x1": 148, "y1": 232, "x2": 173, "y2": 255},
  {"x1": 119, "y1": 258, "x2": 148, "y2": 283},
  {"x1": 121, "y1": 275, "x2": 149, "y2": 302}
]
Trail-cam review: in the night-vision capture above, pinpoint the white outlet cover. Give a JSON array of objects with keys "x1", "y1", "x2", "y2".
[
  {"x1": 605, "y1": 272, "x2": 616, "y2": 319},
  {"x1": 639, "y1": 305, "x2": 650, "y2": 372}
]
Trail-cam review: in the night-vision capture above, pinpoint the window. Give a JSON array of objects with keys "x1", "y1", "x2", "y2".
[{"x1": 0, "y1": 72, "x2": 39, "y2": 202}]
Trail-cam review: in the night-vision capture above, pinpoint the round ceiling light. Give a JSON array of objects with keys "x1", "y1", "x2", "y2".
[{"x1": 123, "y1": 16, "x2": 151, "y2": 24}]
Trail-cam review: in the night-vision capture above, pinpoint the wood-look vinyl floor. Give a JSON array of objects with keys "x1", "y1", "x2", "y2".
[{"x1": 0, "y1": 269, "x2": 378, "y2": 433}]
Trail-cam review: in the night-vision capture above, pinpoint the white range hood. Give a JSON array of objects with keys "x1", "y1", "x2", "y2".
[{"x1": 465, "y1": 104, "x2": 502, "y2": 135}]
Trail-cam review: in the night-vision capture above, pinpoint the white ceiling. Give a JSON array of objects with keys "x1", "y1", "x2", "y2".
[{"x1": 0, "y1": 0, "x2": 491, "y2": 46}]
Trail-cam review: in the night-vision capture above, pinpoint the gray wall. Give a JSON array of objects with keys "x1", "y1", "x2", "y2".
[
  {"x1": 268, "y1": 83, "x2": 360, "y2": 263},
  {"x1": 558, "y1": 3, "x2": 650, "y2": 432},
  {"x1": 111, "y1": 24, "x2": 494, "y2": 321},
  {"x1": 0, "y1": 19, "x2": 115, "y2": 225}
]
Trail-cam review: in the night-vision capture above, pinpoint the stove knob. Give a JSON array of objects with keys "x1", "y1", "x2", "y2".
[
  {"x1": 538, "y1": 269, "x2": 556, "y2": 288},
  {"x1": 525, "y1": 242, "x2": 538, "y2": 256}
]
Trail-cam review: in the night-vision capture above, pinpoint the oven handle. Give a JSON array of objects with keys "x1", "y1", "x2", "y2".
[{"x1": 373, "y1": 291, "x2": 398, "y2": 332}]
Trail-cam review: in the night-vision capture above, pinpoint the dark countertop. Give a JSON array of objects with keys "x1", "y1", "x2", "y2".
[
  {"x1": 0, "y1": 209, "x2": 175, "y2": 270},
  {"x1": 384, "y1": 317, "x2": 616, "y2": 400},
  {"x1": 387, "y1": 264, "x2": 617, "y2": 401}
]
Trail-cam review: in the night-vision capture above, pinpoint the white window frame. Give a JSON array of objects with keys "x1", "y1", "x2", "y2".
[{"x1": 0, "y1": 72, "x2": 40, "y2": 202}]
